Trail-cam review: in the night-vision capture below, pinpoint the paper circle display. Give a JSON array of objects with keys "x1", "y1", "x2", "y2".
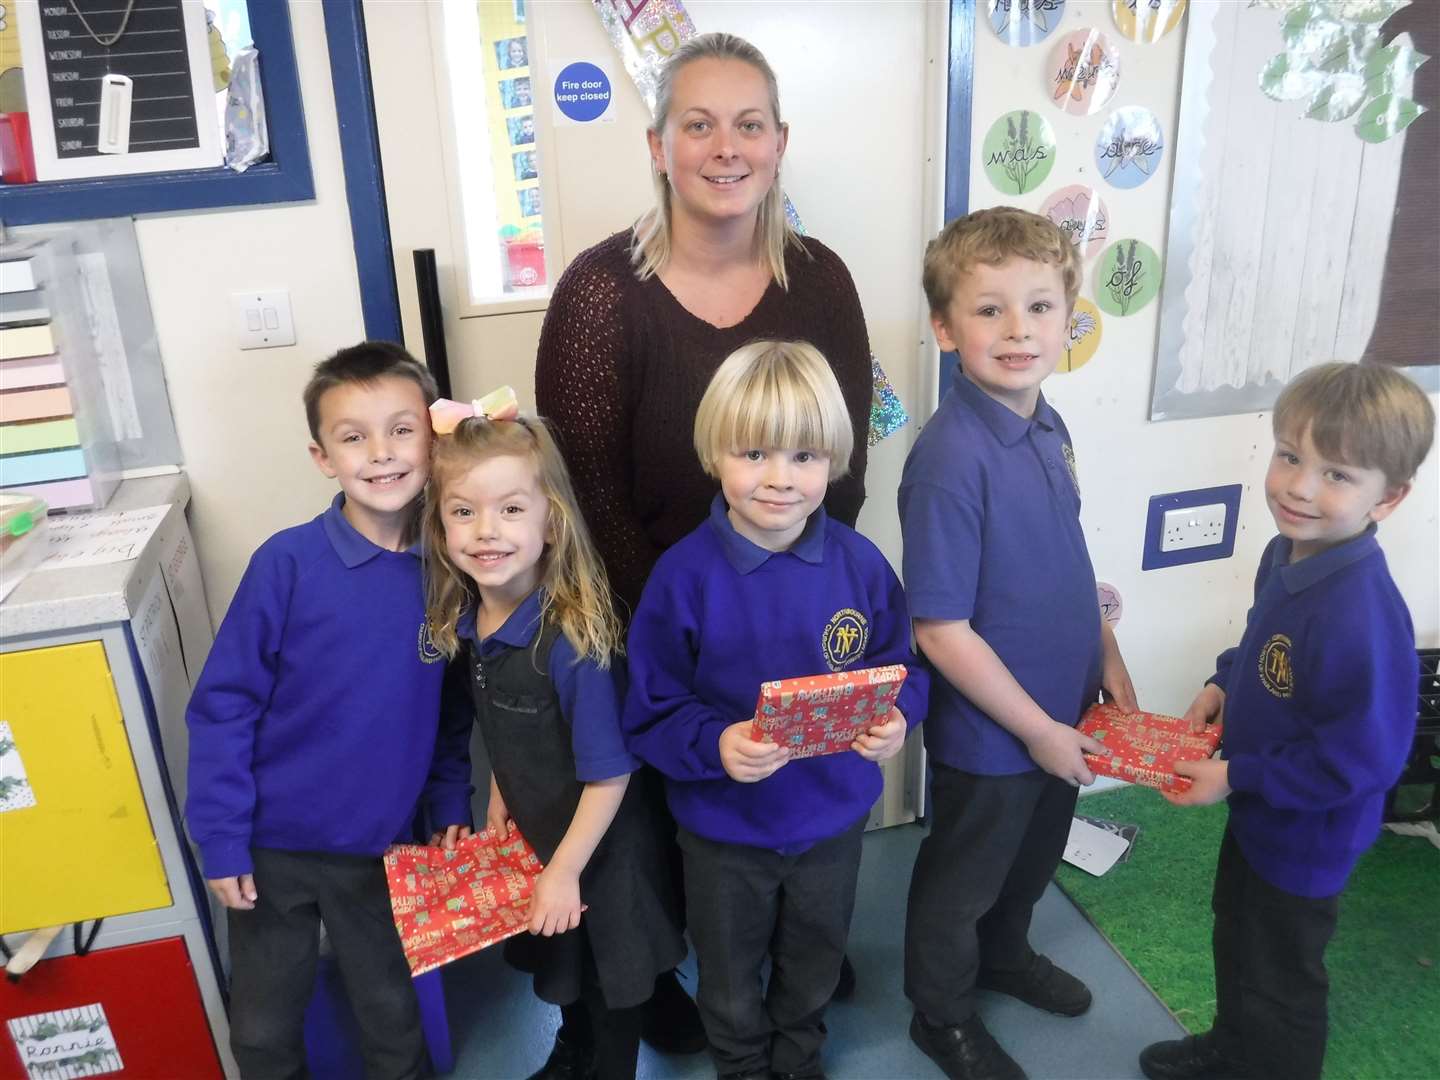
[
  {"x1": 1047, "y1": 29, "x2": 1121, "y2": 115},
  {"x1": 1095, "y1": 106, "x2": 1165, "y2": 189},
  {"x1": 1041, "y1": 185, "x2": 1111, "y2": 260},
  {"x1": 1060, "y1": 298, "x2": 1103, "y2": 372},
  {"x1": 1097, "y1": 582, "x2": 1123, "y2": 625},
  {"x1": 1112, "y1": 0, "x2": 1188, "y2": 44},
  {"x1": 982, "y1": 110, "x2": 1057, "y2": 196},
  {"x1": 988, "y1": 0, "x2": 1067, "y2": 47},
  {"x1": 1095, "y1": 239, "x2": 1162, "y2": 317}
]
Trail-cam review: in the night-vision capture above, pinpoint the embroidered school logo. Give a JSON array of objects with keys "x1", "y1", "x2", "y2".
[
  {"x1": 1062, "y1": 443, "x2": 1081, "y2": 495},
  {"x1": 418, "y1": 619, "x2": 443, "y2": 664},
  {"x1": 822, "y1": 608, "x2": 869, "y2": 672},
  {"x1": 1257, "y1": 634, "x2": 1293, "y2": 699}
]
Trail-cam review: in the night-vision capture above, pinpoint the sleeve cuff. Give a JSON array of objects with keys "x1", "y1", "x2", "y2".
[
  {"x1": 200, "y1": 837, "x2": 254, "y2": 880},
  {"x1": 695, "y1": 718, "x2": 732, "y2": 775},
  {"x1": 575, "y1": 751, "x2": 641, "y2": 783},
  {"x1": 1226, "y1": 754, "x2": 1261, "y2": 794},
  {"x1": 425, "y1": 792, "x2": 475, "y2": 831}
]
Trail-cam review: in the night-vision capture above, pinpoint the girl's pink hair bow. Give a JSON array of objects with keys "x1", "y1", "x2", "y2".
[{"x1": 429, "y1": 386, "x2": 520, "y2": 434}]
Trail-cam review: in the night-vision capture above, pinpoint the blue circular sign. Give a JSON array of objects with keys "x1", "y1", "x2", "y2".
[{"x1": 554, "y1": 62, "x2": 612, "y2": 123}]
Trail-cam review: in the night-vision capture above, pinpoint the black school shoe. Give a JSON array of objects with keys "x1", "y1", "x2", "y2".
[
  {"x1": 640, "y1": 968, "x2": 708, "y2": 1054},
  {"x1": 1139, "y1": 1033, "x2": 1250, "y2": 1080},
  {"x1": 909, "y1": 1012, "x2": 1026, "y2": 1080},
  {"x1": 525, "y1": 1032, "x2": 596, "y2": 1080},
  {"x1": 976, "y1": 954, "x2": 1092, "y2": 1016}
]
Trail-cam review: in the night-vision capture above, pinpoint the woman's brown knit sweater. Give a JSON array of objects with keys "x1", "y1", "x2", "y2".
[{"x1": 535, "y1": 229, "x2": 873, "y2": 615}]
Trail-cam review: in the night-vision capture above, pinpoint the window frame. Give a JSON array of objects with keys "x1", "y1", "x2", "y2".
[{"x1": 0, "y1": 1, "x2": 313, "y2": 226}]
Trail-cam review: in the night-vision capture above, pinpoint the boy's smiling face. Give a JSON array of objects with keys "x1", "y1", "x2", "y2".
[
  {"x1": 1265, "y1": 424, "x2": 1409, "y2": 561},
  {"x1": 309, "y1": 375, "x2": 432, "y2": 543},
  {"x1": 933, "y1": 256, "x2": 1070, "y2": 417}
]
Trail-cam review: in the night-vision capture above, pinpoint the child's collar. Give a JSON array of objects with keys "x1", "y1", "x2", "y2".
[{"x1": 706, "y1": 493, "x2": 827, "y2": 574}]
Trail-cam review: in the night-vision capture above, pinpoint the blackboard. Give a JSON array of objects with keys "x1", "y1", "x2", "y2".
[{"x1": 36, "y1": 0, "x2": 200, "y2": 159}]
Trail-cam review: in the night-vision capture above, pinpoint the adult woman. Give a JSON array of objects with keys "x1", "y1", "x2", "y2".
[
  {"x1": 536, "y1": 32, "x2": 874, "y2": 619},
  {"x1": 533, "y1": 33, "x2": 872, "y2": 1076}
]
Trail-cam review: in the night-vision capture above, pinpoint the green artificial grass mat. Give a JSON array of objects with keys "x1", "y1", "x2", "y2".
[{"x1": 1056, "y1": 785, "x2": 1440, "y2": 1080}]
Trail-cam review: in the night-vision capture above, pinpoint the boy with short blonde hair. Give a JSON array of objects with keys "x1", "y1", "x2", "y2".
[
  {"x1": 626, "y1": 340, "x2": 927, "y2": 1080},
  {"x1": 901, "y1": 207, "x2": 1135, "y2": 1080},
  {"x1": 1141, "y1": 362, "x2": 1435, "y2": 1080}
]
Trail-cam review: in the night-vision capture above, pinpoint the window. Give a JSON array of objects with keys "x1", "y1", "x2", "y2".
[{"x1": 439, "y1": 0, "x2": 550, "y2": 304}]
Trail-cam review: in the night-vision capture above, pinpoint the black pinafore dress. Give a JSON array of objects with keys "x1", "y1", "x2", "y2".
[{"x1": 466, "y1": 622, "x2": 685, "y2": 1009}]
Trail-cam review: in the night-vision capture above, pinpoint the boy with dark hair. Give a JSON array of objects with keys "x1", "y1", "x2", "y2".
[{"x1": 187, "y1": 342, "x2": 471, "y2": 1079}]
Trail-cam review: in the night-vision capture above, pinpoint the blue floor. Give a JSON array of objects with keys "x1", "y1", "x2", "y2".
[{"x1": 441, "y1": 822, "x2": 1185, "y2": 1079}]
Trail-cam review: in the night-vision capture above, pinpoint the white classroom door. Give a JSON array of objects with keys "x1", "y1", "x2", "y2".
[{"x1": 363, "y1": 0, "x2": 946, "y2": 827}]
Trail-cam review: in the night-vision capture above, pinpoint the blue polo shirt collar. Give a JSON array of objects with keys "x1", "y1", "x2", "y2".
[
  {"x1": 1273, "y1": 525, "x2": 1379, "y2": 594},
  {"x1": 953, "y1": 372, "x2": 1057, "y2": 446},
  {"x1": 707, "y1": 493, "x2": 827, "y2": 574},
  {"x1": 458, "y1": 588, "x2": 544, "y2": 652},
  {"x1": 322, "y1": 494, "x2": 415, "y2": 567}
]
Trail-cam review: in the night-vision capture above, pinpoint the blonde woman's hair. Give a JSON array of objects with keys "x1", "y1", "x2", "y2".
[
  {"x1": 694, "y1": 340, "x2": 854, "y2": 481},
  {"x1": 922, "y1": 205, "x2": 1083, "y2": 314},
  {"x1": 1272, "y1": 362, "x2": 1436, "y2": 488},
  {"x1": 631, "y1": 32, "x2": 804, "y2": 287},
  {"x1": 423, "y1": 416, "x2": 623, "y2": 666}
]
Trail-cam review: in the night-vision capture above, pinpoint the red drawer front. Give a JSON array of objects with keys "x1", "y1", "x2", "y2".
[{"x1": 0, "y1": 936, "x2": 222, "y2": 1079}]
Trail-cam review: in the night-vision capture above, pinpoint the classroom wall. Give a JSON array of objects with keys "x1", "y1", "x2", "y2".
[
  {"x1": 137, "y1": 0, "x2": 1437, "y2": 722},
  {"x1": 134, "y1": 0, "x2": 364, "y2": 616},
  {"x1": 964, "y1": 0, "x2": 1440, "y2": 717}
]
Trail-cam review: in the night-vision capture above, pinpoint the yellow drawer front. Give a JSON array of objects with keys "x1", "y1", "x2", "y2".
[{"x1": 0, "y1": 642, "x2": 172, "y2": 932}]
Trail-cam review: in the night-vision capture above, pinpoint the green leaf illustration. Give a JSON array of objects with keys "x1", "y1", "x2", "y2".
[
  {"x1": 1306, "y1": 74, "x2": 1369, "y2": 120},
  {"x1": 1355, "y1": 93, "x2": 1428, "y2": 141},
  {"x1": 1261, "y1": 52, "x2": 1327, "y2": 101},
  {"x1": 1364, "y1": 42, "x2": 1429, "y2": 93}
]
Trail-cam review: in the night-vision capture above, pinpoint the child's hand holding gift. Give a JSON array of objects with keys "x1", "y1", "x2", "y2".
[
  {"x1": 853, "y1": 708, "x2": 907, "y2": 762},
  {"x1": 720, "y1": 720, "x2": 791, "y2": 782}
]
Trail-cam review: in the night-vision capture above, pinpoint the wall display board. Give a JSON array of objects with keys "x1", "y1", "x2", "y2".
[{"x1": 16, "y1": 0, "x2": 220, "y2": 181}]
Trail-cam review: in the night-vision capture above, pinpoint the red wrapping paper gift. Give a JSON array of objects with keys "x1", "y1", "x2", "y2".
[
  {"x1": 750, "y1": 664, "x2": 908, "y2": 760},
  {"x1": 384, "y1": 824, "x2": 542, "y2": 976},
  {"x1": 1079, "y1": 702, "x2": 1223, "y2": 793}
]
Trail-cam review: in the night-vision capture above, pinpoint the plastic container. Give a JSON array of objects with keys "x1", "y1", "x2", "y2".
[{"x1": 0, "y1": 491, "x2": 48, "y2": 603}]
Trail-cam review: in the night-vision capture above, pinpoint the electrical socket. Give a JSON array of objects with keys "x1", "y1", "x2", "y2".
[
  {"x1": 1161, "y1": 503, "x2": 1227, "y2": 552},
  {"x1": 1141, "y1": 484, "x2": 1243, "y2": 571}
]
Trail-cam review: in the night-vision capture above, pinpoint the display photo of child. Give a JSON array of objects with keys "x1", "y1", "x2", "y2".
[
  {"x1": 500, "y1": 77, "x2": 532, "y2": 110},
  {"x1": 496, "y1": 37, "x2": 528, "y2": 70},
  {"x1": 517, "y1": 187, "x2": 541, "y2": 218},
  {"x1": 507, "y1": 114, "x2": 535, "y2": 147},
  {"x1": 513, "y1": 151, "x2": 538, "y2": 182}
]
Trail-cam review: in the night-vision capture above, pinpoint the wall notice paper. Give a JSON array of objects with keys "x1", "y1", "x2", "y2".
[
  {"x1": 40, "y1": 505, "x2": 168, "y2": 570},
  {"x1": 7, "y1": 1004, "x2": 123, "y2": 1078},
  {"x1": 1063, "y1": 815, "x2": 1132, "y2": 876},
  {"x1": 0, "y1": 720, "x2": 37, "y2": 815}
]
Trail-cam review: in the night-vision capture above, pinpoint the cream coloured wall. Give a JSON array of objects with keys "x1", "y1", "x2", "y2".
[{"x1": 135, "y1": 1, "x2": 364, "y2": 619}]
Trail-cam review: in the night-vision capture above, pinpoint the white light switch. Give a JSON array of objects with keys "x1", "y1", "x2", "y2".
[{"x1": 232, "y1": 290, "x2": 296, "y2": 350}]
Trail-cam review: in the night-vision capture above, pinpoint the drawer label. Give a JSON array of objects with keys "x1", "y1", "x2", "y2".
[{"x1": 7, "y1": 1003, "x2": 122, "y2": 1077}]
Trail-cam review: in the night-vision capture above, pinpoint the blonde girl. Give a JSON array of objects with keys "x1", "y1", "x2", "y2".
[{"x1": 424, "y1": 412, "x2": 684, "y2": 1080}]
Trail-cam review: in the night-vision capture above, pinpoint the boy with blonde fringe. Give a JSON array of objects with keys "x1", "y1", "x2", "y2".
[
  {"x1": 1141, "y1": 362, "x2": 1435, "y2": 1080},
  {"x1": 624, "y1": 340, "x2": 928, "y2": 1080}
]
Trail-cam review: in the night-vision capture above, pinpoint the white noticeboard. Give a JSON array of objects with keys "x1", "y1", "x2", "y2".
[{"x1": 17, "y1": 0, "x2": 221, "y2": 181}]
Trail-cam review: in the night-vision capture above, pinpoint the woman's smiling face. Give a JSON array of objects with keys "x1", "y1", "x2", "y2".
[{"x1": 649, "y1": 57, "x2": 788, "y2": 231}]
